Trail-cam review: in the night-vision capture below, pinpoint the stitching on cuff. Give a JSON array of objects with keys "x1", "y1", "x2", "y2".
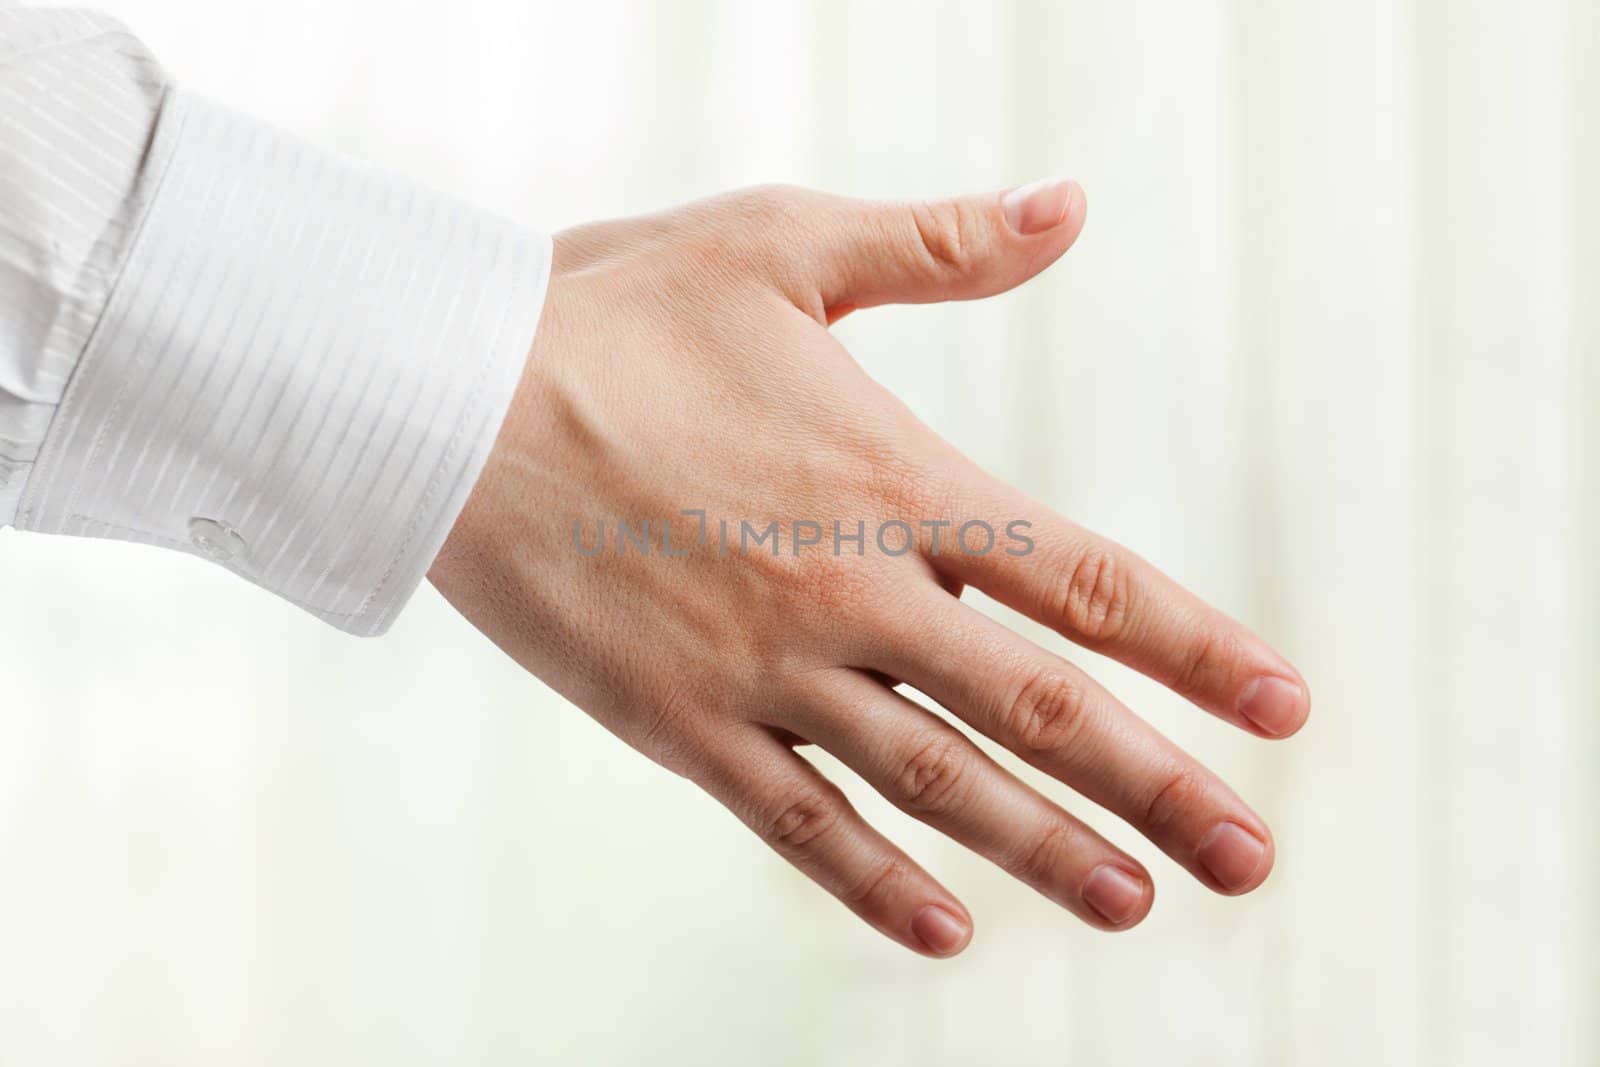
[
  {"x1": 346, "y1": 228, "x2": 535, "y2": 628},
  {"x1": 51, "y1": 91, "x2": 194, "y2": 531},
  {"x1": 64, "y1": 510, "x2": 375, "y2": 621}
]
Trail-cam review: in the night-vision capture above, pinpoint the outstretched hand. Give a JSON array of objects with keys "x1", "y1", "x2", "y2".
[{"x1": 428, "y1": 180, "x2": 1310, "y2": 957}]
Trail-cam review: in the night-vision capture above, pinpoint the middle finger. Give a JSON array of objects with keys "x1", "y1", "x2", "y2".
[{"x1": 869, "y1": 591, "x2": 1277, "y2": 896}]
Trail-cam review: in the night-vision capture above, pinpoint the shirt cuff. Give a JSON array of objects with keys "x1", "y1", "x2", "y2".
[{"x1": 15, "y1": 88, "x2": 551, "y2": 636}]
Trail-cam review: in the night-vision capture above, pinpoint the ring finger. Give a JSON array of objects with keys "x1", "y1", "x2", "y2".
[{"x1": 782, "y1": 668, "x2": 1154, "y2": 929}]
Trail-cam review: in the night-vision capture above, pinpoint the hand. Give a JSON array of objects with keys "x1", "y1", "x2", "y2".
[{"x1": 428, "y1": 180, "x2": 1310, "y2": 958}]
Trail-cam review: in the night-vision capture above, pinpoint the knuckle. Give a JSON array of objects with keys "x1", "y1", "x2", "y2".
[
  {"x1": 909, "y1": 199, "x2": 980, "y2": 277},
  {"x1": 702, "y1": 184, "x2": 817, "y2": 284},
  {"x1": 630, "y1": 683, "x2": 700, "y2": 773},
  {"x1": 892, "y1": 735, "x2": 970, "y2": 816},
  {"x1": 765, "y1": 789, "x2": 844, "y2": 854},
  {"x1": 851, "y1": 450, "x2": 962, "y2": 557},
  {"x1": 1055, "y1": 546, "x2": 1132, "y2": 643},
  {"x1": 757, "y1": 546, "x2": 877, "y2": 624},
  {"x1": 1003, "y1": 670, "x2": 1092, "y2": 756},
  {"x1": 859, "y1": 447, "x2": 936, "y2": 515},
  {"x1": 1176, "y1": 625, "x2": 1243, "y2": 696},
  {"x1": 845, "y1": 857, "x2": 911, "y2": 910},
  {"x1": 1140, "y1": 765, "x2": 1204, "y2": 836},
  {"x1": 1017, "y1": 821, "x2": 1078, "y2": 886},
  {"x1": 735, "y1": 183, "x2": 809, "y2": 228}
]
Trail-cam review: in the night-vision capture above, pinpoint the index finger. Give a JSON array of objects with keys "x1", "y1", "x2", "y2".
[{"x1": 935, "y1": 476, "x2": 1310, "y2": 738}]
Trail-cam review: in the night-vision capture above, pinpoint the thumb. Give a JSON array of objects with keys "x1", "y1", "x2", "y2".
[{"x1": 806, "y1": 178, "x2": 1085, "y2": 319}]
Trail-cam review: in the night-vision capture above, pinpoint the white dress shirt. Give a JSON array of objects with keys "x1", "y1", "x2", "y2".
[{"x1": 0, "y1": 4, "x2": 550, "y2": 634}]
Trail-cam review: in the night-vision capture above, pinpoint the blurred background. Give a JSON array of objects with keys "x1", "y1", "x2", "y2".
[{"x1": 1, "y1": 0, "x2": 1596, "y2": 1064}]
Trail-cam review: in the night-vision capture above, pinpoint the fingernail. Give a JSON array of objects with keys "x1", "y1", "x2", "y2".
[
  {"x1": 1196, "y1": 822, "x2": 1268, "y2": 892},
  {"x1": 1082, "y1": 865, "x2": 1146, "y2": 926},
  {"x1": 911, "y1": 904, "x2": 971, "y2": 956},
  {"x1": 1001, "y1": 177, "x2": 1075, "y2": 235},
  {"x1": 1237, "y1": 676, "x2": 1307, "y2": 737}
]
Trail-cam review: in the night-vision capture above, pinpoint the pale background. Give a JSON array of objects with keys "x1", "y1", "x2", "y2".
[{"x1": 0, "y1": 1, "x2": 1595, "y2": 1064}]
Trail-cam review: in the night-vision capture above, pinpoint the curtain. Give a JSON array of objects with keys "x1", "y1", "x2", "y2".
[{"x1": 0, "y1": 1, "x2": 1593, "y2": 1063}]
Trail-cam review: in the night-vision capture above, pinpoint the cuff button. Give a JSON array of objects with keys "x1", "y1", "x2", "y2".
[{"x1": 188, "y1": 517, "x2": 247, "y2": 562}]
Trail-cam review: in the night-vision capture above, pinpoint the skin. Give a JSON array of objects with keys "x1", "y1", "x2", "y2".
[{"x1": 427, "y1": 181, "x2": 1310, "y2": 959}]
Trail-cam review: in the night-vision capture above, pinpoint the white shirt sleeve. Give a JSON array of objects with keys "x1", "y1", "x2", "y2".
[{"x1": 0, "y1": 6, "x2": 552, "y2": 635}]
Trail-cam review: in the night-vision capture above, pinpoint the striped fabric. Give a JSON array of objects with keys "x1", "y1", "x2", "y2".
[{"x1": 0, "y1": 6, "x2": 551, "y2": 634}]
